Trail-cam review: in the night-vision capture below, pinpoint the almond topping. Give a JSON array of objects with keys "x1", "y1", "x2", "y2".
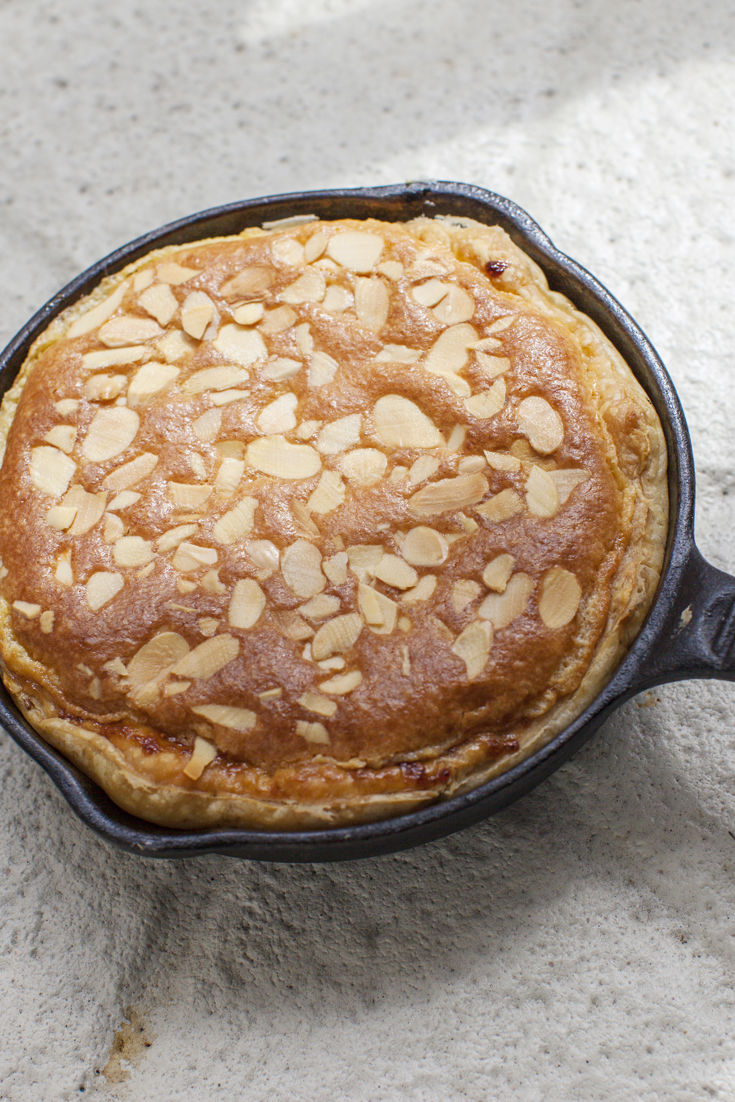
[
  {"x1": 209, "y1": 389, "x2": 248, "y2": 406},
  {"x1": 308, "y1": 350, "x2": 338, "y2": 387},
  {"x1": 212, "y1": 496, "x2": 258, "y2": 544},
  {"x1": 45, "y1": 505, "x2": 77, "y2": 531},
  {"x1": 192, "y1": 409, "x2": 222, "y2": 443},
  {"x1": 478, "y1": 572, "x2": 533, "y2": 629},
  {"x1": 12, "y1": 601, "x2": 41, "y2": 619},
  {"x1": 157, "y1": 330, "x2": 195, "y2": 363},
  {"x1": 452, "y1": 621, "x2": 493, "y2": 679},
  {"x1": 358, "y1": 583, "x2": 398, "y2": 634},
  {"x1": 299, "y1": 594, "x2": 341, "y2": 620},
  {"x1": 172, "y1": 542, "x2": 218, "y2": 572},
  {"x1": 182, "y1": 736, "x2": 218, "y2": 781},
  {"x1": 338, "y1": 448, "x2": 387, "y2": 485},
  {"x1": 282, "y1": 539, "x2": 325, "y2": 598},
  {"x1": 83, "y1": 374, "x2": 128, "y2": 402},
  {"x1": 29, "y1": 446, "x2": 76, "y2": 497},
  {"x1": 355, "y1": 277, "x2": 389, "y2": 331},
  {"x1": 401, "y1": 574, "x2": 437, "y2": 604},
  {"x1": 346, "y1": 544, "x2": 383, "y2": 581},
  {"x1": 446, "y1": 424, "x2": 467, "y2": 451},
  {"x1": 322, "y1": 285, "x2": 353, "y2": 313},
  {"x1": 201, "y1": 569, "x2": 226, "y2": 595},
  {"x1": 98, "y1": 316, "x2": 162, "y2": 347},
  {"x1": 458, "y1": 456, "x2": 486, "y2": 474},
  {"x1": 157, "y1": 261, "x2": 198, "y2": 285},
  {"x1": 260, "y1": 305, "x2": 297, "y2": 333},
  {"x1": 259, "y1": 687, "x2": 282, "y2": 701},
  {"x1": 138, "y1": 283, "x2": 178, "y2": 326},
  {"x1": 483, "y1": 450, "x2": 520, "y2": 472},
  {"x1": 373, "y1": 395, "x2": 442, "y2": 448},
  {"x1": 482, "y1": 553, "x2": 515, "y2": 592},
  {"x1": 375, "y1": 344, "x2": 422, "y2": 364},
  {"x1": 198, "y1": 618, "x2": 219, "y2": 637},
  {"x1": 168, "y1": 482, "x2": 212, "y2": 509},
  {"x1": 127, "y1": 631, "x2": 191, "y2": 702},
  {"x1": 474, "y1": 352, "x2": 511, "y2": 380},
  {"x1": 374, "y1": 554, "x2": 418, "y2": 591},
  {"x1": 262, "y1": 356, "x2": 302, "y2": 382},
  {"x1": 307, "y1": 470, "x2": 345, "y2": 513},
  {"x1": 103, "y1": 451, "x2": 158, "y2": 491},
  {"x1": 539, "y1": 567, "x2": 582, "y2": 629},
  {"x1": 296, "y1": 720, "x2": 330, "y2": 745},
  {"x1": 183, "y1": 364, "x2": 248, "y2": 395},
  {"x1": 299, "y1": 692, "x2": 337, "y2": 718},
  {"x1": 474, "y1": 489, "x2": 523, "y2": 523},
  {"x1": 326, "y1": 231, "x2": 383, "y2": 272},
  {"x1": 526, "y1": 465, "x2": 560, "y2": 518},
  {"x1": 63, "y1": 486, "x2": 107, "y2": 535},
  {"x1": 451, "y1": 579, "x2": 481, "y2": 613},
  {"x1": 246, "y1": 435, "x2": 321, "y2": 479},
  {"x1": 127, "y1": 361, "x2": 179, "y2": 404},
  {"x1": 424, "y1": 323, "x2": 477, "y2": 376},
  {"x1": 82, "y1": 407, "x2": 139, "y2": 462},
  {"x1": 113, "y1": 536, "x2": 154, "y2": 568},
  {"x1": 43, "y1": 425, "x2": 77, "y2": 453},
  {"x1": 220, "y1": 266, "x2": 274, "y2": 300},
  {"x1": 402, "y1": 526, "x2": 449, "y2": 567},
  {"x1": 312, "y1": 613, "x2": 362, "y2": 660},
  {"x1": 172, "y1": 634, "x2": 239, "y2": 680},
  {"x1": 316, "y1": 414, "x2": 362, "y2": 455},
  {"x1": 81, "y1": 346, "x2": 147, "y2": 371},
  {"x1": 408, "y1": 473, "x2": 488, "y2": 517},
  {"x1": 319, "y1": 670, "x2": 362, "y2": 695},
  {"x1": 228, "y1": 578, "x2": 266, "y2": 629},
  {"x1": 257, "y1": 393, "x2": 298, "y2": 435},
  {"x1": 54, "y1": 550, "x2": 73, "y2": 586},
  {"x1": 54, "y1": 399, "x2": 80, "y2": 416},
  {"x1": 191, "y1": 706, "x2": 256, "y2": 733},
  {"x1": 433, "y1": 284, "x2": 475, "y2": 325},
  {"x1": 407, "y1": 455, "x2": 440, "y2": 486},
  {"x1": 323, "y1": 552, "x2": 348, "y2": 586},
  {"x1": 157, "y1": 524, "x2": 198, "y2": 552},
  {"x1": 517, "y1": 396, "x2": 564, "y2": 454},
  {"x1": 213, "y1": 324, "x2": 267, "y2": 367},
  {"x1": 85, "y1": 571, "x2": 124, "y2": 611},
  {"x1": 102, "y1": 514, "x2": 124, "y2": 542},
  {"x1": 67, "y1": 283, "x2": 127, "y2": 338},
  {"x1": 281, "y1": 267, "x2": 326, "y2": 305},
  {"x1": 133, "y1": 271, "x2": 154, "y2": 294},
  {"x1": 412, "y1": 279, "x2": 448, "y2": 307},
  {"x1": 548, "y1": 468, "x2": 590, "y2": 504},
  {"x1": 246, "y1": 539, "x2": 280, "y2": 579},
  {"x1": 40, "y1": 610, "x2": 54, "y2": 633},
  {"x1": 232, "y1": 302, "x2": 264, "y2": 325},
  {"x1": 464, "y1": 379, "x2": 506, "y2": 420}
]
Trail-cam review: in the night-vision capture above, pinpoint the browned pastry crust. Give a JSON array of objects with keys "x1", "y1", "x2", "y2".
[{"x1": 0, "y1": 216, "x2": 668, "y2": 828}]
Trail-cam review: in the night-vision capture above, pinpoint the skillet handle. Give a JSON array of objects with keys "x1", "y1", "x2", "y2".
[{"x1": 635, "y1": 544, "x2": 735, "y2": 687}]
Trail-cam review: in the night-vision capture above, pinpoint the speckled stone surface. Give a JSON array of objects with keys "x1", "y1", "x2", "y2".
[{"x1": 1, "y1": 2, "x2": 734, "y2": 1099}]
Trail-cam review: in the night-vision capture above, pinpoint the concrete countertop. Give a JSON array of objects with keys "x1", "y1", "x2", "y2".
[{"x1": 1, "y1": 1, "x2": 733, "y2": 1098}]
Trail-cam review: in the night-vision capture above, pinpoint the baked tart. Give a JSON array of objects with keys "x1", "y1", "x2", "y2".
[{"x1": 0, "y1": 215, "x2": 667, "y2": 828}]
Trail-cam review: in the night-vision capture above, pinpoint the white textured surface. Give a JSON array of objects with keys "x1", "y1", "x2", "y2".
[{"x1": 1, "y1": 1, "x2": 734, "y2": 1098}]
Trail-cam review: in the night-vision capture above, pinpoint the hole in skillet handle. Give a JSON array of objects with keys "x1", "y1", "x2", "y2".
[{"x1": 1, "y1": 179, "x2": 732, "y2": 862}]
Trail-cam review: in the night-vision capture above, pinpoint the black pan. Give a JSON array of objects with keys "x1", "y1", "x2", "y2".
[{"x1": 1, "y1": 181, "x2": 732, "y2": 862}]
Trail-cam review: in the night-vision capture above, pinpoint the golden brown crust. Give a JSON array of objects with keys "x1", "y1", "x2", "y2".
[{"x1": 0, "y1": 216, "x2": 667, "y2": 828}]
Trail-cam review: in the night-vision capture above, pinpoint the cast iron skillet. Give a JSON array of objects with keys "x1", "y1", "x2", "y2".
[{"x1": 0, "y1": 181, "x2": 733, "y2": 861}]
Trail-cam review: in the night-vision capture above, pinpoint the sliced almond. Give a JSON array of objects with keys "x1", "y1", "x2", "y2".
[
  {"x1": 296, "y1": 720, "x2": 330, "y2": 745},
  {"x1": 246, "y1": 435, "x2": 321, "y2": 479},
  {"x1": 374, "y1": 554, "x2": 418, "y2": 590},
  {"x1": 246, "y1": 540, "x2": 280, "y2": 579},
  {"x1": 192, "y1": 408, "x2": 222, "y2": 444},
  {"x1": 232, "y1": 302, "x2": 264, "y2": 326},
  {"x1": 82, "y1": 407, "x2": 139, "y2": 462},
  {"x1": 54, "y1": 398, "x2": 80, "y2": 416},
  {"x1": 54, "y1": 550, "x2": 73, "y2": 586},
  {"x1": 228, "y1": 578, "x2": 266, "y2": 629},
  {"x1": 452, "y1": 620, "x2": 493, "y2": 679},
  {"x1": 212, "y1": 456, "x2": 244, "y2": 496},
  {"x1": 407, "y1": 454, "x2": 440, "y2": 486},
  {"x1": 458, "y1": 456, "x2": 486, "y2": 474},
  {"x1": 355, "y1": 277, "x2": 389, "y2": 331},
  {"x1": 64, "y1": 486, "x2": 107, "y2": 536},
  {"x1": 303, "y1": 230, "x2": 328, "y2": 262},
  {"x1": 402, "y1": 526, "x2": 449, "y2": 567},
  {"x1": 526, "y1": 465, "x2": 560, "y2": 518},
  {"x1": 323, "y1": 551, "x2": 348, "y2": 586},
  {"x1": 517, "y1": 396, "x2": 564, "y2": 455},
  {"x1": 43, "y1": 425, "x2": 77, "y2": 453},
  {"x1": 45, "y1": 505, "x2": 77, "y2": 531},
  {"x1": 260, "y1": 305, "x2": 297, "y2": 334},
  {"x1": 102, "y1": 514, "x2": 124, "y2": 543},
  {"x1": 132, "y1": 270, "x2": 153, "y2": 294},
  {"x1": 183, "y1": 364, "x2": 248, "y2": 395},
  {"x1": 83, "y1": 374, "x2": 128, "y2": 402},
  {"x1": 157, "y1": 523, "x2": 199, "y2": 552},
  {"x1": 68, "y1": 283, "x2": 127, "y2": 338},
  {"x1": 316, "y1": 414, "x2": 362, "y2": 455},
  {"x1": 210, "y1": 389, "x2": 248, "y2": 407},
  {"x1": 12, "y1": 601, "x2": 41, "y2": 619},
  {"x1": 257, "y1": 393, "x2": 298, "y2": 435},
  {"x1": 172, "y1": 542, "x2": 218, "y2": 572},
  {"x1": 481, "y1": 553, "x2": 515, "y2": 593},
  {"x1": 112, "y1": 536, "x2": 154, "y2": 568},
  {"x1": 483, "y1": 450, "x2": 520, "y2": 472},
  {"x1": 451, "y1": 579, "x2": 481, "y2": 613},
  {"x1": 81, "y1": 346, "x2": 147, "y2": 371},
  {"x1": 157, "y1": 330, "x2": 195, "y2": 363},
  {"x1": 319, "y1": 670, "x2": 362, "y2": 694},
  {"x1": 213, "y1": 324, "x2": 267, "y2": 367},
  {"x1": 322, "y1": 285, "x2": 353, "y2": 313},
  {"x1": 157, "y1": 261, "x2": 198, "y2": 285},
  {"x1": 538, "y1": 567, "x2": 581, "y2": 629},
  {"x1": 299, "y1": 692, "x2": 337, "y2": 718},
  {"x1": 191, "y1": 706, "x2": 256, "y2": 734},
  {"x1": 299, "y1": 594, "x2": 341, "y2": 620},
  {"x1": 375, "y1": 344, "x2": 422, "y2": 364},
  {"x1": 181, "y1": 736, "x2": 218, "y2": 780},
  {"x1": 433, "y1": 284, "x2": 475, "y2": 325},
  {"x1": 98, "y1": 316, "x2": 162, "y2": 347},
  {"x1": 40, "y1": 610, "x2": 55, "y2": 633},
  {"x1": 85, "y1": 571, "x2": 123, "y2": 611},
  {"x1": 475, "y1": 489, "x2": 523, "y2": 523},
  {"x1": 168, "y1": 482, "x2": 213, "y2": 509},
  {"x1": 127, "y1": 361, "x2": 179, "y2": 404},
  {"x1": 307, "y1": 470, "x2": 345, "y2": 514},
  {"x1": 262, "y1": 356, "x2": 302, "y2": 383},
  {"x1": 326, "y1": 232, "x2": 383, "y2": 272},
  {"x1": 338, "y1": 448, "x2": 387, "y2": 485},
  {"x1": 138, "y1": 283, "x2": 178, "y2": 326},
  {"x1": 401, "y1": 574, "x2": 437, "y2": 604},
  {"x1": 378, "y1": 259, "x2": 403, "y2": 280},
  {"x1": 358, "y1": 583, "x2": 397, "y2": 634},
  {"x1": 275, "y1": 611, "x2": 314, "y2": 641},
  {"x1": 346, "y1": 544, "x2": 383, "y2": 581},
  {"x1": 412, "y1": 279, "x2": 448, "y2": 307},
  {"x1": 408, "y1": 473, "x2": 487, "y2": 518},
  {"x1": 548, "y1": 468, "x2": 590, "y2": 504},
  {"x1": 281, "y1": 267, "x2": 326, "y2": 304},
  {"x1": 220, "y1": 266, "x2": 274, "y2": 301},
  {"x1": 464, "y1": 379, "x2": 506, "y2": 420},
  {"x1": 312, "y1": 613, "x2": 362, "y2": 660},
  {"x1": 373, "y1": 395, "x2": 442, "y2": 449},
  {"x1": 282, "y1": 540, "x2": 325, "y2": 598},
  {"x1": 424, "y1": 323, "x2": 477, "y2": 376},
  {"x1": 127, "y1": 630, "x2": 190, "y2": 701},
  {"x1": 29, "y1": 446, "x2": 76, "y2": 497},
  {"x1": 171, "y1": 634, "x2": 239, "y2": 680},
  {"x1": 103, "y1": 451, "x2": 158, "y2": 491},
  {"x1": 446, "y1": 424, "x2": 467, "y2": 451},
  {"x1": 478, "y1": 572, "x2": 533, "y2": 629},
  {"x1": 308, "y1": 350, "x2": 338, "y2": 388},
  {"x1": 201, "y1": 569, "x2": 226, "y2": 595},
  {"x1": 291, "y1": 499, "x2": 320, "y2": 538},
  {"x1": 212, "y1": 497, "x2": 258, "y2": 544}
]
